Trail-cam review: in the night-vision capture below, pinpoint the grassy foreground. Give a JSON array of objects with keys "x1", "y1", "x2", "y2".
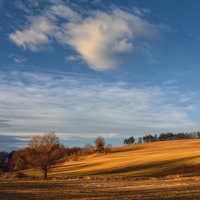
[{"x1": 1, "y1": 177, "x2": 200, "y2": 200}]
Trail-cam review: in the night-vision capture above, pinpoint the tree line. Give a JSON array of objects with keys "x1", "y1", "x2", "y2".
[
  {"x1": 0, "y1": 133, "x2": 112, "y2": 178},
  {"x1": 141, "y1": 131, "x2": 200, "y2": 143},
  {"x1": 124, "y1": 131, "x2": 200, "y2": 145}
]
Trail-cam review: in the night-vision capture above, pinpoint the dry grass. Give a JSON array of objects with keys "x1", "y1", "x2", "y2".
[
  {"x1": 2, "y1": 140, "x2": 200, "y2": 199},
  {"x1": 1, "y1": 177, "x2": 200, "y2": 200},
  {"x1": 24, "y1": 139, "x2": 200, "y2": 178}
]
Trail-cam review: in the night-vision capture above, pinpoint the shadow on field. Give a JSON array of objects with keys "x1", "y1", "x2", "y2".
[
  {"x1": 53, "y1": 162, "x2": 100, "y2": 172},
  {"x1": 111, "y1": 145, "x2": 146, "y2": 153},
  {"x1": 50, "y1": 162, "x2": 106, "y2": 177},
  {"x1": 86, "y1": 155, "x2": 200, "y2": 177}
]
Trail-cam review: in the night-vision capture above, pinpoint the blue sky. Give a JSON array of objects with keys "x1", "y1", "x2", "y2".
[{"x1": 1, "y1": 0, "x2": 200, "y2": 151}]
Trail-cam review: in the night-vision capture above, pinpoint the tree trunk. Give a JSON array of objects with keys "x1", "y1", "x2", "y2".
[{"x1": 43, "y1": 169, "x2": 47, "y2": 179}]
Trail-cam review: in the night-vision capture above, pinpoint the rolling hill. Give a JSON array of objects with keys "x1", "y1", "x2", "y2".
[{"x1": 25, "y1": 139, "x2": 200, "y2": 178}]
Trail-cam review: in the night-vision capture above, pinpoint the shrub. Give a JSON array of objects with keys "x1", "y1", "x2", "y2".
[{"x1": 13, "y1": 172, "x2": 27, "y2": 179}]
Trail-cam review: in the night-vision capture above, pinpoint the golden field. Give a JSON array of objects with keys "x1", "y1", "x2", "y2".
[
  {"x1": 1, "y1": 139, "x2": 200, "y2": 199},
  {"x1": 24, "y1": 139, "x2": 200, "y2": 178}
]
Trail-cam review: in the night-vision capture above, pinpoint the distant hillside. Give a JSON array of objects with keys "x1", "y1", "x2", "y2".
[{"x1": 25, "y1": 139, "x2": 200, "y2": 178}]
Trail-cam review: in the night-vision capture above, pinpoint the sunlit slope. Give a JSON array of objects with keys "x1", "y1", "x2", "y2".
[{"x1": 28, "y1": 139, "x2": 200, "y2": 177}]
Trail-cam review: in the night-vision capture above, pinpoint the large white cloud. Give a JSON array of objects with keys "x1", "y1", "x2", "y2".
[
  {"x1": 60, "y1": 9, "x2": 136, "y2": 70},
  {"x1": 9, "y1": 2, "x2": 168, "y2": 70}
]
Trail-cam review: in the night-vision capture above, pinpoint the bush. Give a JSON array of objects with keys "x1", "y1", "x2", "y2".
[
  {"x1": 104, "y1": 144, "x2": 113, "y2": 153},
  {"x1": 13, "y1": 172, "x2": 27, "y2": 179},
  {"x1": 81, "y1": 148, "x2": 91, "y2": 156}
]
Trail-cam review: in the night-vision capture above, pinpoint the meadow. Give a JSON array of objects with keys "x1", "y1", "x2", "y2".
[
  {"x1": 24, "y1": 139, "x2": 200, "y2": 178},
  {"x1": 1, "y1": 139, "x2": 200, "y2": 199}
]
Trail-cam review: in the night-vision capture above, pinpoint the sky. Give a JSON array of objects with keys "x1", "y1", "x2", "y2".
[{"x1": 1, "y1": 0, "x2": 200, "y2": 151}]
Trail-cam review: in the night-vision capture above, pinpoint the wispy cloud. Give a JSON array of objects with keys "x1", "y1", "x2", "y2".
[
  {"x1": 0, "y1": 71, "x2": 197, "y2": 144},
  {"x1": 0, "y1": 135, "x2": 29, "y2": 151},
  {"x1": 9, "y1": 1, "x2": 168, "y2": 70},
  {"x1": 66, "y1": 55, "x2": 80, "y2": 61},
  {"x1": 9, "y1": 53, "x2": 27, "y2": 63},
  {"x1": 0, "y1": 119, "x2": 12, "y2": 127}
]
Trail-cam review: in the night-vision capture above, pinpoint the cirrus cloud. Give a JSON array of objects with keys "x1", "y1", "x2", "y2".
[{"x1": 0, "y1": 71, "x2": 197, "y2": 139}]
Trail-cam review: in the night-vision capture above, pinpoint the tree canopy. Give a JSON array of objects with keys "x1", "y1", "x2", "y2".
[
  {"x1": 124, "y1": 136, "x2": 135, "y2": 145},
  {"x1": 26, "y1": 132, "x2": 64, "y2": 178},
  {"x1": 94, "y1": 136, "x2": 105, "y2": 151}
]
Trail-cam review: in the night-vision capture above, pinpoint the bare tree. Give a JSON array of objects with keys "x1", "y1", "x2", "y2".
[
  {"x1": 83, "y1": 143, "x2": 94, "y2": 150},
  {"x1": 104, "y1": 144, "x2": 112, "y2": 153},
  {"x1": 94, "y1": 136, "x2": 105, "y2": 152},
  {"x1": 26, "y1": 132, "x2": 64, "y2": 178}
]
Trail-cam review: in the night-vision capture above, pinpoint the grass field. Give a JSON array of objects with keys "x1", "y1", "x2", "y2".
[
  {"x1": 1, "y1": 139, "x2": 200, "y2": 199},
  {"x1": 24, "y1": 139, "x2": 200, "y2": 178},
  {"x1": 1, "y1": 177, "x2": 200, "y2": 200}
]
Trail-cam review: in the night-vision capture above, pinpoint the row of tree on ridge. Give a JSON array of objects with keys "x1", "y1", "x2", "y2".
[{"x1": 124, "y1": 131, "x2": 200, "y2": 145}]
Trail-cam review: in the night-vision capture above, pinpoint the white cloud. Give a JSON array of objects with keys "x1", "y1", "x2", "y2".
[
  {"x1": 0, "y1": 71, "x2": 198, "y2": 142},
  {"x1": 15, "y1": 0, "x2": 30, "y2": 13},
  {"x1": 9, "y1": 53, "x2": 27, "y2": 63},
  {"x1": 9, "y1": 16, "x2": 56, "y2": 51},
  {"x1": 57, "y1": 8, "x2": 166, "y2": 70},
  {"x1": 9, "y1": 2, "x2": 168, "y2": 70},
  {"x1": 49, "y1": 4, "x2": 81, "y2": 21},
  {"x1": 66, "y1": 55, "x2": 80, "y2": 61}
]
